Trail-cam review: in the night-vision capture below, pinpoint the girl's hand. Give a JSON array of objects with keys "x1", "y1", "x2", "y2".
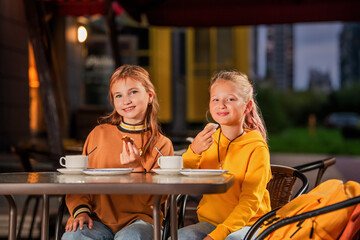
[
  {"x1": 190, "y1": 124, "x2": 218, "y2": 155},
  {"x1": 120, "y1": 141, "x2": 143, "y2": 171},
  {"x1": 203, "y1": 236, "x2": 214, "y2": 240},
  {"x1": 65, "y1": 213, "x2": 93, "y2": 232}
]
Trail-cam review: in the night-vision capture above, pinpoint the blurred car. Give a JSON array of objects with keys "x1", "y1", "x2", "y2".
[{"x1": 324, "y1": 112, "x2": 360, "y2": 129}]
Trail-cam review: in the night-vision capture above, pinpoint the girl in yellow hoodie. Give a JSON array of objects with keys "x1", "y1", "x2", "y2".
[{"x1": 178, "y1": 70, "x2": 271, "y2": 240}]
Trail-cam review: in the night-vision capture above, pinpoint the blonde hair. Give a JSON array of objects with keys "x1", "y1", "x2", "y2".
[
  {"x1": 210, "y1": 70, "x2": 267, "y2": 141},
  {"x1": 100, "y1": 64, "x2": 161, "y2": 159}
]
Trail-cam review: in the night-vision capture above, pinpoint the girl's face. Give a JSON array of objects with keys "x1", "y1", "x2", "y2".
[
  {"x1": 112, "y1": 77, "x2": 153, "y2": 124},
  {"x1": 209, "y1": 80, "x2": 251, "y2": 127}
]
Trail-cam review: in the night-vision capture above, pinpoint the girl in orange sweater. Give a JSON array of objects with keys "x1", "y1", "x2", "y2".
[{"x1": 63, "y1": 65, "x2": 173, "y2": 240}]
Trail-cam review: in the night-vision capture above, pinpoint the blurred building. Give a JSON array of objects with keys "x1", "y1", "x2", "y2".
[
  {"x1": 340, "y1": 23, "x2": 360, "y2": 88},
  {"x1": 266, "y1": 25, "x2": 294, "y2": 90},
  {"x1": 308, "y1": 68, "x2": 332, "y2": 92}
]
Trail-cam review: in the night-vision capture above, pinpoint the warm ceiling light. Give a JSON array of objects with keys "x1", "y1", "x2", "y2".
[{"x1": 77, "y1": 26, "x2": 87, "y2": 43}]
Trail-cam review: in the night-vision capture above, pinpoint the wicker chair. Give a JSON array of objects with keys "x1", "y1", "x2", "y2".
[
  {"x1": 267, "y1": 165, "x2": 309, "y2": 210},
  {"x1": 161, "y1": 165, "x2": 309, "y2": 240}
]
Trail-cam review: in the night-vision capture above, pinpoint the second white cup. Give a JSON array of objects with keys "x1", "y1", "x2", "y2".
[
  {"x1": 157, "y1": 156, "x2": 183, "y2": 169},
  {"x1": 59, "y1": 155, "x2": 88, "y2": 169}
]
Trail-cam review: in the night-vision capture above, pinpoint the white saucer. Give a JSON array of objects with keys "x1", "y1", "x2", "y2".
[
  {"x1": 82, "y1": 168, "x2": 133, "y2": 176},
  {"x1": 57, "y1": 168, "x2": 84, "y2": 175},
  {"x1": 180, "y1": 169, "x2": 228, "y2": 177},
  {"x1": 153, "y1": 168, "x2": 182, "y2": 175}
]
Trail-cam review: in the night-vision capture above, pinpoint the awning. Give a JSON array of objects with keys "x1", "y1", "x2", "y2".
[
  {"x1": 42, "y1": 0, "x2": 123, "y2": 16},
  {"x1": 117, "y1": 0, "x2": 360, "y2": 27}
]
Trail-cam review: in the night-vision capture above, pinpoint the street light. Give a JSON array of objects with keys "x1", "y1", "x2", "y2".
[{"x1": 77, "y1": 26, "x2": 87, "y2": 43}]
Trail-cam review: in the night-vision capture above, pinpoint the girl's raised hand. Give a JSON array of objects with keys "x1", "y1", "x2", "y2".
[
  {"x1": 190, "y1": 124, "x2": 218, "y2": 155},
  {"x1": 120, "y1": 141, "x2": 143, "y2": 171}
]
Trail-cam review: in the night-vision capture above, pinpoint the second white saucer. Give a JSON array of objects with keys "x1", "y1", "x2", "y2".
[{"x1": 57, "y1": 168, "x2": 84, "y2": 175}]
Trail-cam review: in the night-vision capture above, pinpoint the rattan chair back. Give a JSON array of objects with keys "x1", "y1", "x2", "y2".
[{"x1": 267, "y1": 165, "x2": 309, "y2": 210}]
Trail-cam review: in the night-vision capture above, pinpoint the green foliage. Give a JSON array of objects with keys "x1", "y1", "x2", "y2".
[
  {"x1": 255, "y1": 84, "x2": 359, "y2": 134},
  {"x1": 324, "y1": 83, "x2": 360, "y2": 114},
  {"x1": 254, "y1": 81, "x2": 360, "y2": 155},
  {"x1": 269, "y1": 127, "x2": 360, "y2": 155},
  {"x1": 282, "y1": 91, "x2": 328, "y2": 125},
  {"x1": 255, "y1": 87, "x2": 290, "y2": 133},
  {"x1": 255, "y1": 87, "x2": 328, "y2": 133}
]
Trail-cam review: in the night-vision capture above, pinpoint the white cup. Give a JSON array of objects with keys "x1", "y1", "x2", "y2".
[
  {"x1": 157, "y1": 156, "x2": 183, "y2": 169},
  {"x1": 59, "y1": 155, "x2": 88, "y2": 169}
]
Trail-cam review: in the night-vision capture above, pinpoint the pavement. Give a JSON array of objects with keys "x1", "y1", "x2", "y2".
[{"x1": 0, "y1": 152, "x2": 359, "y2": 239}]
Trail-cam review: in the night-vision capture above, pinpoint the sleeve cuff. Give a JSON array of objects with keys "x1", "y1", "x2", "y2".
[
  {"x1": 73, "y1": 204, "x2": 91, "y2": 218},
  {"x1": 182, "y1": 147, "x2": 202, "y2": 169}
]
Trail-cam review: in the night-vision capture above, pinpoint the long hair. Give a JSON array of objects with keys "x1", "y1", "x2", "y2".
[
  {"x1": 100, "y1": 64, "x2": 160, "y2": 159},
  {"x1": 210, "y1": 70, "x2": 267, "y2": 142}
]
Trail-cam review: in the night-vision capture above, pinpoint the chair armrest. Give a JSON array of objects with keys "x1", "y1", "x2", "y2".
[
  {"x1": 294, "y1": 157, "x2": 336, "y2": 187},
  {"x1": 292, "y1": 170, "x2": 309, "y2": 198},
  {"x1": 243, "y1": 209, "x2": 278, "y2": 240},
  {"x1": 294, "y1": 157, "x2": 335, "y2": 173}
]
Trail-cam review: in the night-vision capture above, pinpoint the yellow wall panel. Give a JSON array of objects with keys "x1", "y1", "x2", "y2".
[
  {"x1": 149, "y1": 27, "x2": 172, "y2": 122},
  {"x1": 186, "y1": 29, "x2": 209, "y2": 122},
  {"x1": 234, "y1": 27, "x2": 250, "y2": 76},
  {"x1": 188, "y1": 77, "x2": 210, "y2": 122}
]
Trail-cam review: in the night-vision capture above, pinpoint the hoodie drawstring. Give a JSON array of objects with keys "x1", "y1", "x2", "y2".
[{"x1": 217, "y1": 128, "x2": 245, "y2": 169}]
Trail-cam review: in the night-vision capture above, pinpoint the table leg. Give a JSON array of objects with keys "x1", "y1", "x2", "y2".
[
  {"x1": 4, "y1": 195, "x2": 16, "y2": 240},
  {"x1": 170, "y1": 194, "x2": 178, "y2": 240},
  {"x1": 153, "y1": 195, "x2": 162, "y2": 240},
  {"x1": 41, "y1": 194, "x2": 49, "y2": 240}
]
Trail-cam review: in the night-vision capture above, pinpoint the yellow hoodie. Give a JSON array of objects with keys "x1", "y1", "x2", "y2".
[{"x1": 183, "y1": 129, "x2": 271, "y2": 240}]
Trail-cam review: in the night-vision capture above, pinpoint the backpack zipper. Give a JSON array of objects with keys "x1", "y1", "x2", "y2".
[
  {"x1": 309, "y1": 219, "x2": 315, "y2": 238},
  {"x1": 290, "y1": 220, "x2": 305, "y2": 238}
]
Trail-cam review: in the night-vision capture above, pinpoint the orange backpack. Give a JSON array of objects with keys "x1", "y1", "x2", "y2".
[{"x1": 260, "y1": 179, "x2": 360, "y2": 240}]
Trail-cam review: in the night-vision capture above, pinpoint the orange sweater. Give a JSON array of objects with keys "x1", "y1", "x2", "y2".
[{"x1": 65, "y1": 123, "x2": 173, "y2": 233}]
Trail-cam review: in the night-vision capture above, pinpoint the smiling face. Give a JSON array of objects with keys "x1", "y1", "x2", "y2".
[
  {"x1": 112, "y1": 77, "x2": 154, "y2": 124},
  {"x1": 209, "y1": 80, "x2": 251, "y2": 127}
]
